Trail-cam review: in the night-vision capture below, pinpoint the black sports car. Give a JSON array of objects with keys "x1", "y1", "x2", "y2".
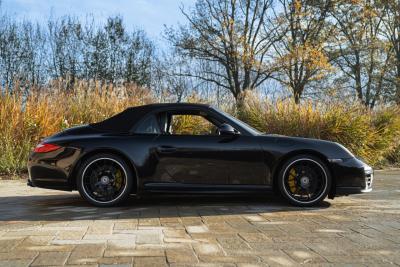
[{"x1": 27, "y1": 103, "x2": 373, "y2": 207}]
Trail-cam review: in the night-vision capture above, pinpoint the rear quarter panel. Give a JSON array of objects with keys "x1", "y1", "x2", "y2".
[{"x1": 57, "y1": 134, "x2": 159, "y2": 190}]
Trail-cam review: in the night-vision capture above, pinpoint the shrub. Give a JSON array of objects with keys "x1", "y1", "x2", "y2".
[
  {"x1": 1, "y1": 83, "x2": 399, "y2": 176},
  {"x1": 239, "y1": 92, "x2": 400, "y2": 166},
  {"x1": 386, "y1": 144, "x2": 400, "y2": 166}
]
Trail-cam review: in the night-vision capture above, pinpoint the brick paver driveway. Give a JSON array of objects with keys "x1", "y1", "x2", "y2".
[{"x1": 0, "y1": 170, "x2": 399, "y2": 266}]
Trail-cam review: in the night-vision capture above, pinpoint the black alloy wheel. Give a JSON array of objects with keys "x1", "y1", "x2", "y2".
[
  {"x1": 77, "y1": 153, "x2": 133, "y2": 207},
  {"x1": 278, "y1": 155, "x2": 331, "y2": 207}
]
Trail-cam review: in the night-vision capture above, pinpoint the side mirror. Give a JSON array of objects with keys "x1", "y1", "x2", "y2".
[{"x1": 218, "y1": 123, "x2": 237, "y2": 136}]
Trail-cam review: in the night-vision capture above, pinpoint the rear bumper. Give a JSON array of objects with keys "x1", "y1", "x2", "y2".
[
  {"x1": 330, "y1": 157, "x2": 373, "y2": 196},
  {"x1": 27, "y1": 147, "x2": 81, "y2": 191}
]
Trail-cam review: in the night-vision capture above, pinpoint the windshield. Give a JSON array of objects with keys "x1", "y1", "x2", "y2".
[{"x1": 212, "y1": 107, "x2": 262, "y2": 136}]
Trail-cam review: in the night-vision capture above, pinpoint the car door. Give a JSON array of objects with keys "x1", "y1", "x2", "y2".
[
  {"x1": 154, "y1": 134, "x2": 233, "y2": 184},
  {"x1": 151, "y1": 109, "x2": 267, "y2": 185}
]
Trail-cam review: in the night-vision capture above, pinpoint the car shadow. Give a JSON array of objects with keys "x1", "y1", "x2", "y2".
[{"x1": 0, "y1": 192, "x2": 331, "y2": 222}]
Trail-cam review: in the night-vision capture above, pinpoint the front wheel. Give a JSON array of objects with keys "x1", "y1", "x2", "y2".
[
  {"x1": 77, "y1": 153, "x2": 133, "y2": 207},
  {"x1": 278, "y1": 155, "x2": 331, "y2": 207}
]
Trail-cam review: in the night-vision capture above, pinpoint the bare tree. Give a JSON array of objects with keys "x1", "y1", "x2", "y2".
[
  {"x1": 272, "y1": 0, "x2": 335, "y2": 104},
  {"x1": 0, "y1": 16, "x2": 21, "y2": 90},
  {"x1": 331, "y1": 0, "x2": 392, "y2": 108},
  {"x1": 152, "y1": 51, "x2": 195, "y2": 102},
  {"x1": 125, "y1": 30, "x2": 154, "y2": 86},
  {"x1": 21, "y1": 22, "x2": 47, "y2": 86},
  {"x1": 47, "y1": 17, "x2": 85, "y2": 89},
  {"x1": 381, "y1": 0, "x2": 400, "y2": 105},
  {"x1": 167, "y1": 0, "x2": 279, "y2": 108},
  {"x1": 0, "y1": 12, "x2": 154, "y2": 91}
]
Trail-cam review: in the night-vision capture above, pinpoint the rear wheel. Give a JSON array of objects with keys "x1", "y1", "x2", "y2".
[
  {"x1": 278, "y1": 155, "x2": 331, "y2": 207},
  {"x1": 77, "y1": 153, "x2": 133, "y2": 207}
]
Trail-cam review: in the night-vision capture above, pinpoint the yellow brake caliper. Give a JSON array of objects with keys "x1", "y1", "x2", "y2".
[
  {"x1": 288, "y1": 168, "x2": 297, "y2": 193},
  {"x1": 114, "y1": 169, "x2": 123, "y2": 190}
]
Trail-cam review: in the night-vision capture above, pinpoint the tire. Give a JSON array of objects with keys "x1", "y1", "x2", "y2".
[
  {"x1": 278, "y1": 155, "x2": 331, "y2": 207},
  {"x1": 77, "y1": 153, "x2": 133, "y2": 207}
]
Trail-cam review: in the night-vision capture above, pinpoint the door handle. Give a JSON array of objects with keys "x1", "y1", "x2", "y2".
[{"x1": 157, "y1": 145, "x2": 177, "y2": 153}]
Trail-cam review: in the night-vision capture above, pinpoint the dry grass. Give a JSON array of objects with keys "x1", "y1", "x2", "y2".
[
  {"x1": 0, "y1": 80, "x2": 154, "y2": 175},
  {"x1": 1, "y1": 82, "x2": 400, "y2": 175},
  {"x1": 239, "y1": 92, "x2": 400, "y2": 166}
]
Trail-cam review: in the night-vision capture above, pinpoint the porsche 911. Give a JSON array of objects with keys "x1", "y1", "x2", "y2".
[{"x1": 27, "y1": 103, "x2": 373, "y2": 207}]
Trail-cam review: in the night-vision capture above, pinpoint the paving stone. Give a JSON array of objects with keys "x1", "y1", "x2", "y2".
[
  {"x1": 87, "y1": 225, "x2": 113, "y2": 234},
  {"x1": 136, "y1": 230, "x2": 162, "y2": 244},
  {"x1": 55, "y1": 230, "x2": 86, "y2": 240},
  {"x1": 133, "y1": 256, "x2": 167, "y2": 266},
  {"x1": 166, "y1": 248, "x2": 198, "y2": 264},
  {"x1": 4, "y1": 230, "x2": 58, "y2": 237},
  {"x1": 198, "y1": 255, "x2": 260, "y2": 264},
  {"x1": 236, "y1": 263, "x2": 268, "y2": 267},
  {"x1": 0, "y1": 238, "x2": 24, "y2": 252},
  {"x1": 304, "y1": 240, "x2": 351, "y2": 256},
  {"x1": 239, "y1": 232, "x2": 271, "y2": 242},
  {"x1": 0, "y1": 171, "x2": 399, "y2": 265},
  {"x1": 139, "y1": 218, "x2": 161, "y2": 227},
  {"x1": 31, "y1": 251, "x2": 70, "y2": 266},
  {"x1": 18, "y1": 236, "x2": 53, "y2": 246},
  {"x1": 217, "y1": 237, "x2": 251, "y2": 250},
  {"x1": 113, "y1": 221, "x2": 137, "y2": 230},
  {"x1": 107, "y1": 239, "x2": 136, "y2": 250},
  {"x1": 20, "y1": 244, "x2": 75, "y2": 252},
  {"x1": 284, "y1": 249, "x2": 327, "y2": 264},
  {"x1": 164, "y1": 237, "x2": 197, "y2": 243},
  {"x1": 260, "y1": 251, "x2": 299, "y2": 266},
  {"x1": 163, "y1": 229, "x2": 190, "y2": 238},
  {"x1": 52, "y1": 239, "x2": 105, "y2": 245},
  {"x1": 84, "y1": 233, "x2": 136, "y2": 240},
  {"x1": 193, "y1": 243, "x2": 224, "y2": 256},
  {"x1": 67, "y1": 244, "x2": 105, "y2": 265},
  {"x1": 0, "y1": 259, "x2": 33, "y2": 267},
  {"x1": 186, "y1": 225, "x2": 209, "y2": 234},
  {"x1": 324, "y1": 255, "x2": 392, "y2": 264},
  {"x1": 0, "y1": 251, "x2": 37, "y2": 260},
  {"x1": 97, "y1": 256, "x2": 133, "y2": 265},
  {"x1": 104, "y1": 248, "x2": 165, "y2": 257},
  {"x1": 170, "y1": 264, "x2": 235, "y2": 267},
  {"x1": 99, "y1": 264, "x2": 131, "y2": 267},
  {"x1": 244, "y1": 215, "x2": 266, "y2": 222}
]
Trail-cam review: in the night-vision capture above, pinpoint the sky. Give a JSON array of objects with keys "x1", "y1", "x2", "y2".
[{"x1": 1, "y1": 0, "x2": 196, "y2": 44}]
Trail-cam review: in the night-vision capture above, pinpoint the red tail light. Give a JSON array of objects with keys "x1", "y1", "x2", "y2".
[{"x1": 33, "y1": 143, "x2": 62, "y2": 153}]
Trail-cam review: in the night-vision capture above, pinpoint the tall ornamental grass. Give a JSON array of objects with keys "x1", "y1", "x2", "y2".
[
  {"x1": 0, "y1": 80, "x2": 154, "y2": 175},
  {"x1": 239, "y1": 92, "x2": 400, "y2": 166},
  {"x1": 1, "y1": 83, "x2": 400, "y2": 176}
]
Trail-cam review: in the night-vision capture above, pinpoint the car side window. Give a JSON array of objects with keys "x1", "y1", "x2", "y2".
[
  {"x1": 169, "y1": 114, "x2": 218, "y2": 135},
  {"x1": 135, "y1": 115, "x2": 161, "y2": 134}
]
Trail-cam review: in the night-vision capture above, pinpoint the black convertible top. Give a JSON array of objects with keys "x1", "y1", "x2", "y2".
[{"x1": 90, "y1": 103, "x2": 210, "y2": 132}]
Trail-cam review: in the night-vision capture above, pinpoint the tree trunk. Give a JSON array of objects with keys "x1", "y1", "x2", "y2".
[
  {"x1": 293, "y1": 92, "x2": 300, "y2": 104},
  {"x1": 355, "y1": 68, "x2": 365, "y2": 106},
  {"x1": 293, "y1": 85, "x2": 303, "y2": 104},
  {"x1": 236, "y1": 90, "x2": 247, "y2": 112}
]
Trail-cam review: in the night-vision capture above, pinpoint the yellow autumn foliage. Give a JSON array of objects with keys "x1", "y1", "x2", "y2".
[
  {"x1": 239, "y1": 92, "x2": 400, "y2": 167},
  {"x1": 1, "y1": 81, "x2": 400, "y2": 175}
]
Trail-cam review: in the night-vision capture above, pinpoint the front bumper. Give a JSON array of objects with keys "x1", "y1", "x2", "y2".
[
  {"x1": 360, "y1": 165, "x2": 373, "y2": 192},
  {"x1": 330, "y1": 157, "x2": 373, "y2": 196}
]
